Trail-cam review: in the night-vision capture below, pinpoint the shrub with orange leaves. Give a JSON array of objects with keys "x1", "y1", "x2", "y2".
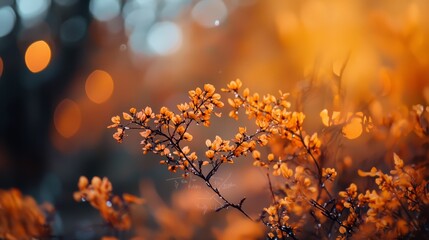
[
  {"x1": 73, "y1": 176, "x2": 144, "y2": 231},
  {"x1": 103, "y1": 80, "x2": 429, "y2": 239},
  {"x1": 352, "y1": 153, "x2": 429, "y2": 239},
  {"x1": 0, "y1": 188, "x2": 53, "y2": 239}
]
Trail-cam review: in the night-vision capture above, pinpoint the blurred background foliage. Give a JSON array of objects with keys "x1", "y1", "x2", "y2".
[{"x1": 0, "y1": 0, "x2": 428, "y2": 238}]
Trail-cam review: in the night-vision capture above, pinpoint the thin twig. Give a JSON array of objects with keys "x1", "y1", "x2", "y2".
[{"x1": 267, "y1": 171, "x2": 276, "y2": 204}]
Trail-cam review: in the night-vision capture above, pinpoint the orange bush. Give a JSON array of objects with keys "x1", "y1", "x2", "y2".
[
  {"x1": 73, "y1": 176, "x2": 144, "y2": 231},
  {"x1": 0, "y1": 189, "x2": 53, "y2": 239},
  {"x1": 105, "y1": 79, "x2": 429, "y2": 239}
]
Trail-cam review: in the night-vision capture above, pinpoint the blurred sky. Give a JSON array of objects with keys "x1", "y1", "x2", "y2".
[{"x1": 0, "y1": 0, "x2": 428, "y2": 238}]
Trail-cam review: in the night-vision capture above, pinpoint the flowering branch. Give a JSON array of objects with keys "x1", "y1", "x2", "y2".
[{"x1": 108, "y1": 84, "x2": 256, "y2": 221}]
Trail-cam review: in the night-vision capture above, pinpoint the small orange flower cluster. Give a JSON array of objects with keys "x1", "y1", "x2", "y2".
[
  {"x1": 262, "y1": 204, "x2": 295, "y2": 239},
  {"x1": 0, "y1": 188, "x2": 52, "y2": 239},
  {"x1": 328, "y1": 152, "x2": 429, "y2": 239},
  {"x1": 205, "y1": 129, "x2": 258, "y2": 166},
  {"x1": 322, "y1": 167, "x2": 338, "y2": 182},
  {"x1": 355, "y1": 153, "x2": 428, "y2": 238},
  {"x1": 73, "y1": 176, "x2": 144, "y2": 231},
  {"x1": 260, "y1": 167, "x2": 317, "y2": 239},
  {"x1": 108, "y1": 84, "x2": 226, "y2": 175},
  {"x1": 412, "y1": 104, "x2": 429, "y2": 137},
  {"x1": 224, "y1": 79, "x2": 321, "y2": 164},
  {"x1": 336, "y1": 183, "x2": 361, "y2": 237},
  {"x1": 223, "y1": 80, "x2": 303, "y2": 137},
  {"x1": 260, "y1": 163, "x2": 321, "y2": 239}
]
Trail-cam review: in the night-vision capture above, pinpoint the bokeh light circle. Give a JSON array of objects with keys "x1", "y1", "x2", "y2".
[
  {"x1": 191, "y1": 0, "x2": 227, "y2": 28},
  {"x1": 0, "y1": 6, "x2": 16, "y2": 38},
  {"x1": 122, "y1": 0, "x2": 156, "y2": 36},
  {"x1": 60, "y1": 16, "x2": 87, "y2": 44},
  {"x1": 146, "y1": 21, "x2": 182, "y2": 56},
  {"x1": 85, "y1": 70, "x2": 114, "y2": 104},
  {"x1": 25, "y1": 40, "x2": 52, "y2": 73},
  {"x1": 17, "y1": 0, "x2": 50, "y2": 26},
  {"x1": 89, "y1": 0, "x2": 120, "y2": 22},
  {"x1": 343, "y1": 117, "x2": 363, "y2": 140},
  {"x1": 128, "y1": 29, "x2": 147, "y2": 55},
  {"x1": 54, "y1": 99, "x2": 81, "y2": 138}
]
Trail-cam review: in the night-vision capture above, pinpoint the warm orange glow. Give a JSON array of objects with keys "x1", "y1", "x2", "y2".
[
  {"x1": 0, "y1": 57, "x2": 3, "y2": 78},
  {"x1": 343, "y1": 116, "x2": 363, "y2": 140},
  {"x1": 25, "y1": 40, "x2": 52, "y2": 73},
  {"x1": 54, "y1": 99, "x2": 81, "y2": 138},
  {"x1": 320, "y1": 109, "x2": 330, "y2": 127},
  {"x1": 320, "y1": 109, "x2": 342, "y2": 127},
  {"x1": 85, "y1": 70, "x2": 114, "y2": 104}
]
